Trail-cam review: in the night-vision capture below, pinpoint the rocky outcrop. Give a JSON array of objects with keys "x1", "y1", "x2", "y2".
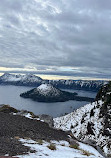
[
  {"x1": 0, "y1": 105, "x2": 54, "y2": 128},
  {"x1": 0, "y1": 104, "x2": 18, "y2": 113},
  {"x1": 38, "y1": 114, "x2": 54, "y2": 127}
]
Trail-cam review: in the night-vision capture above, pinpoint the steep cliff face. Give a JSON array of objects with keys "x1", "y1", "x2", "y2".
[
  {"x1": 54, "y1": 82, "x2": 111, "y2": 157},
  {"x1": 96, "y1": 82, "x2": 111, "y2": 140}
]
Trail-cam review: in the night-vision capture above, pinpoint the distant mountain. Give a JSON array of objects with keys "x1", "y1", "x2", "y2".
[
  {"x1": 48, "y1": 79, "x2": 107, "y2": 91},
  {"x1": 54, "y1": 81, "x2": 111, "y2": 157},
  {"x1": 20, "y1": 84, "x2": 93, "y2": 102},
  {"x1": 0, "y1": 73, "x2": 108, "y2": 91},
  {"x1": 0, "y1": 73, "x2": 43, "y2": 86}
]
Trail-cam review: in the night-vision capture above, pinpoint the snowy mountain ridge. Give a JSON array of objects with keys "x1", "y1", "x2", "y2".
[
  {"x1": 0, "y1": 73, "x2": 108, "y2": 91},
  {"x1": 49, "y1": 79, "x2": 107, "y2": 91},
  {"x1": 0, "y1": 73, "x2": 42, "y2": 83}
]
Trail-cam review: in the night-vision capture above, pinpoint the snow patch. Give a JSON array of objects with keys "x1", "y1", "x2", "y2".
[{"x1": 16, "y1": 138, "x2": 103, "y2": 158}]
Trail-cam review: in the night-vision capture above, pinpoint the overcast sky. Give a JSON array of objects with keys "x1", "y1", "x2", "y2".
[{"x1": 0, "y1": 0, "x2": 111, "y2": 79}]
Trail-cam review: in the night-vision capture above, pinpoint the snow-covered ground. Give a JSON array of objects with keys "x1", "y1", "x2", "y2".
[
  {"x1": 16, "y1": 138, "x2": 103, "y2": 158},
  {"x1": 54, "y1": 101, "x2": 103, "y2": 133},
  {"x1": 54, "y1": 100, "x2": 110, "y2": 156}
]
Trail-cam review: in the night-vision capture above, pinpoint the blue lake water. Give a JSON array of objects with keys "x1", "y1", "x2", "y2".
[{"x1": 0, "y1": 85, "x2": 97, "y2": 117}]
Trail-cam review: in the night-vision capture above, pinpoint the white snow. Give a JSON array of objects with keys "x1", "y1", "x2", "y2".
[
  {"x1": 24, "y1": 113, "x2": 32, "y2": 119},
  {"x1": 35, "y1": 84, "x2": 60, "y2": 96},
  {"x1": 13, "y1": 112, "x2": 33, "y2": 119},
  {"x1": 54, "y1": 101, "x2": 102, "y2": 132},
  {"x1": 54, "y1": 100, "x2": 110, "y2": 156},
  {"x1": 37, "y1": 84, "x2": 53, "y2": 95},
  {"x1": 38, "y1": 84, "x2": 51, "y2": 91},
  {"x1": 106, "y1": 92, "x2": 111, "y2": 95},
  {"x1": 16, "y1": 138, "x2": 103, "y2": 158}
]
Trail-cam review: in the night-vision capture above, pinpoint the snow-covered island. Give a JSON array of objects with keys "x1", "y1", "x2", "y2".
[{"x1": 20, "y1": 84, "x2": 94, "y2": 102}]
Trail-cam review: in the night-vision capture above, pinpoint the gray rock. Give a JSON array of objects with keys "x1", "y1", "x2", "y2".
[
  {"x1": 68, "y1": 138, "x2": 79, "y2": 147},
  {"x1": 96, "y1": 146, "x2": 108, "y2": 158},
  {"x1": 84, "y1": 139, "x2": 97, "y2": 147},
  {"x1": 38, "y1": 114, "x2": 54, "y2": 127},
  {"x1": 84, "y1": 139, "x2": 108, "y2": 158}
]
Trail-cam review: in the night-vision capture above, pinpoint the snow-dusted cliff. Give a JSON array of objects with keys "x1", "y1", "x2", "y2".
[{"x1": 54, "y1": 82, "x2": 111, "y2": 157}]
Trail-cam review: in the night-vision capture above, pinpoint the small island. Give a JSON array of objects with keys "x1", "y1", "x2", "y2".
[{"x1": 20, "y1": 84, "x2": 94, "y2": 102}]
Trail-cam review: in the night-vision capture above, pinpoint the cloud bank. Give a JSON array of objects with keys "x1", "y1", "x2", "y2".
[{"x1": 0, "y1": 0, "x2": 111, "y2": 79}]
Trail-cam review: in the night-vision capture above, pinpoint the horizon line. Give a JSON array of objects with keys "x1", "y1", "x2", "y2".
[{"x1": 0, "y1": 72, "x2": 110, "y2": 81}]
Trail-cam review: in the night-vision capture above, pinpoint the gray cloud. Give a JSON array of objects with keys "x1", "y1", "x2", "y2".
[{"x1": 0, "y1": 0, "x2": 111, "y2": 79}]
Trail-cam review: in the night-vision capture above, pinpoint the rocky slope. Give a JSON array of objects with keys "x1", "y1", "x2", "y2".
[
  {"x1": 54, "y1": 82, "x2": 111, "y2": 157},
  {"x1": 20, "y1": 84, "x2": 94, "y2": 102},
  {"x1": 0, "y1": 105, "x2": 68, "y2": 156},
  {"x1": 0, "y1": 105, "x2": 104, "y2": 158},
  {"x1": 0, "y1": 73, "x2": 107, "y2": 91}
]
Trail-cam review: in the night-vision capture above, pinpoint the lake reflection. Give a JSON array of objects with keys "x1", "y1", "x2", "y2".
[{"x1": 0, "y1": 85, "x2": 97, "y2": 117}]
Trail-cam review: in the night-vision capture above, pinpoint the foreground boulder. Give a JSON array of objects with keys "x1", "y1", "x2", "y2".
[{"x1": 38, "y1": 114, "x2": 54, "y2": 127}]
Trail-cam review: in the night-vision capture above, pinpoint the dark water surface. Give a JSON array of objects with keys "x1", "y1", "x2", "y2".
[{"x1": 0, "y1": 85, "x2": 97, "y2": 117}]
